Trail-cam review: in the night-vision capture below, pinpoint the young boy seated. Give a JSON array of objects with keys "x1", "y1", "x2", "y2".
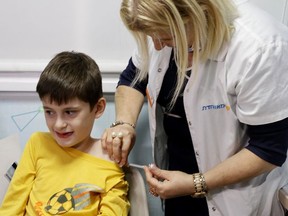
[{"x1": 0, "y1": 51, "x2": 130, "y2": 215}]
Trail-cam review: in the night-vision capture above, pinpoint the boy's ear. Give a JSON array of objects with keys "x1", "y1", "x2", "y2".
[{"x1": 94, "y1": 97, "x2": 106, "y2": 119}]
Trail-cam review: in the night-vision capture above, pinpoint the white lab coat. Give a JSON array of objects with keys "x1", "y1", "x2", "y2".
[{"x1": 131, "y1": 0, "x2": 288, "y2": 215}]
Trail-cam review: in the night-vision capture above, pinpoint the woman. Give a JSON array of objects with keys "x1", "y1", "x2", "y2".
[{"x1": 102, "y1": 0, "x2": 288, "y2": 215}]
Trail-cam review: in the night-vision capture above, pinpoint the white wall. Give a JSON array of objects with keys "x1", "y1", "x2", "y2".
[
  {"x1": 250, "y1": 0, "x2": 288, "y2": 25},
  {"x1": 0, "y1": 0, "x2": 135, "y2": 93},
  {"x1": 0, "y1": 0, "x2": 287, "y2": 92},
  {"x1": 0, "y1": 0, "x2": 135, "y2": 71}
]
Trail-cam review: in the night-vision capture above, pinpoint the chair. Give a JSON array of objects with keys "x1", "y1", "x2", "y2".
[
  {"x1": 125, "y1": 167, "x2": 149, "y2": 216},
  {"x1": 0, "y1": 133, "x2": 21, "y2": 204},
  {"x1": 279, "y1": 185, "x2": 288, "y2": 216}
]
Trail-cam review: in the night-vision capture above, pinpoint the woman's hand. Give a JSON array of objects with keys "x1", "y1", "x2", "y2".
[
  {"x1": 144, "y1": 149, "x2": 277, "y2": 200},
  {"x1": 144, "y1": 164, "x2": 194, "y2": 199},
  {"x1": 101, "y1": 124, "x2": 136, "y2": 167},
  {"x1": 102, "y1": 85, "x2": 144, "y2": 167}
]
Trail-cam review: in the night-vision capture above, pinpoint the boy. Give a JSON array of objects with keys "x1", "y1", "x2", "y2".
[{"x1": 0, "y1": 51, "x2": 130, "y2": 215}]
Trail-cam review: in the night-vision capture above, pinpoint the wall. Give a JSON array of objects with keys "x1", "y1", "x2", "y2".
[
  {"x1": 0, "y1": 0, "x2": 136, "y2": 93},
  {"x1": 1, "y1": 0, "x2": 287, "y2": 92},
  {"x1": 250, "y1": 0, "x2": 288, "y2": 25},
  {"x1": 0, "y1": 0, "x2": 135, "y2": 71}
]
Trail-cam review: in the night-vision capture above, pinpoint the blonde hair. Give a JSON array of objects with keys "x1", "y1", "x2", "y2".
[{"x1": 120, "y1": 0, "x2": 238, "y2": 108}]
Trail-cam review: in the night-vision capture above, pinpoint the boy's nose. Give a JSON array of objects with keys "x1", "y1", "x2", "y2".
[{"x1": 54, "y1": 117, "x2": 67, "y2": 129}]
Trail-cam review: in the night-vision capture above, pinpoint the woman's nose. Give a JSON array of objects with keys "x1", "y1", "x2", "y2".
[{"x1": 152, "y1": 37, "x2": 165, "y2": 50}]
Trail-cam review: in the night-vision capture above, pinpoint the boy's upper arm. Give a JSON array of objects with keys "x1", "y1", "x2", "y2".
[
  {"x1": 0, "y1": 136, "x2": 35, "y2": 214},
  {"x1": 98, "y1": 180, "x2": 130, "y2": 216}
]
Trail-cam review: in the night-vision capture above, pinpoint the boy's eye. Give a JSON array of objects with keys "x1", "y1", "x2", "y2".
[
  {"x1": 45, "y1": 110, "x2": 54, "y2": 115},
  {"x1": 65, "y1": 110, "x2": 76, "y2": 115}
]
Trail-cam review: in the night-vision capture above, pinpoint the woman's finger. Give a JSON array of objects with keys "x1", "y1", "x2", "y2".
[
  {"x1": 148, "y1": 164, "x2": 169, "y2": 182},
  {"x1": 112, "y1": 136, "x2": 123, "y2": 163}
]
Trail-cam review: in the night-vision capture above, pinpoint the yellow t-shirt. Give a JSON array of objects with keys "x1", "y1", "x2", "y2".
[{"x1": 0, "y1": 132, "x2": 130, "y2": 216}]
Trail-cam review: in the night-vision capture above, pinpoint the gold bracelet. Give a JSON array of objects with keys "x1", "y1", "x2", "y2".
[
  {"x1": 110, "y1": 120, "x2": 136, "y2": 129},
  {"x1": 191, "y1": 173, "x2": 207, "y2": 198}
]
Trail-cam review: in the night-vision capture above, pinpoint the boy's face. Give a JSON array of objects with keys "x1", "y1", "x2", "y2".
[{"x1": 42, "y1": 96, "x2": 104, "y2": 149}]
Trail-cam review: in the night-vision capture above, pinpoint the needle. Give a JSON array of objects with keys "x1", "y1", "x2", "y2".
[{"x1": 128, "y1": 163, "x2": 145, "y2": 169}]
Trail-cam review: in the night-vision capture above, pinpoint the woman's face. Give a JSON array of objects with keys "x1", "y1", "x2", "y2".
[
  {"x1": 150, "y1": 32, "x2": 175, "y2": 50},
  {"x1": 149, "y1": 27, "x2": 193, "y2": 51}
]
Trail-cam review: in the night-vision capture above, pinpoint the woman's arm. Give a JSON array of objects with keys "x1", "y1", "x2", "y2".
[
  {"x1": 204, "y1": 148, "x2": 275, "y2": 191},
  {"x1": 145, "y1": 115, "x2": 288, "y2": 198},
  {"x1": 144, "y1": 149, "x2": 276, "y2": 199},
  {"x1": 102, "y1": 57, "x2": 147, "y2": 167},
  {"x1": 102, "y1": 86, "x2": 145, "y2": 167},
  {"x1": 115, "y1": 85, "x2": 145, "y2": 129}
]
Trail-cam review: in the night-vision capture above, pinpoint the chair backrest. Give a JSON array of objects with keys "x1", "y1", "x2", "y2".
[
  {"x1": 0, "y1": 134, "x2": 21, "y2": 204},
  {"x1": 125, "y1": 167, "x2": 149, "y2": 216},
  {"x1": 279, "y1": 185, "x2": 288, "y2": 212}
]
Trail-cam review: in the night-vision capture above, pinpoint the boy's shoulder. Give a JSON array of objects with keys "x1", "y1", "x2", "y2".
[
  {"x1": 30, "y1": 131, "x2": 53, "y2": 141},
  {"x1": 25, "y1": 132, "x2": 65, "y2": 158},
  {"x1": 90, "y1": 139, "x2": 114, "y2": 162},
  {"x1": 27, "y1": 132, "x2": 55, "y2": 149}
]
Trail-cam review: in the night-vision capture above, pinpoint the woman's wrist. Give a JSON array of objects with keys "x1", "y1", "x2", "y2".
[
  {"x1": 191, "y1": 173, "x2": 207, "y2": 198},
  {"x1": 110, "y1": 120, "x2": 136, "y2": 129}
]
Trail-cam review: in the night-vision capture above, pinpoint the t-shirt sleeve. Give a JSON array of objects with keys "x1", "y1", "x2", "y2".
[
  {"x1": 118, "y1": 57, "x2": 148, "y2": 96},
  {"x1": 98, "y1": 176, "x2": 130, "y2": 216},
  {"x1": 235, "y1": 43, "x2": 288, "y2": 125},
  {"x1": 0, "y1": 134, "x2": 37, "y2": 215},
  {"x1": 246, "y1": 117, "x2": 288, "y2": 166}
]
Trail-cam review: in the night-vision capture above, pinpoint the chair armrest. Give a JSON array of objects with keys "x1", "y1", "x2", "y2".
[{"x1": 279, "y1": 185, "x2": 288, "y2": 210}]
